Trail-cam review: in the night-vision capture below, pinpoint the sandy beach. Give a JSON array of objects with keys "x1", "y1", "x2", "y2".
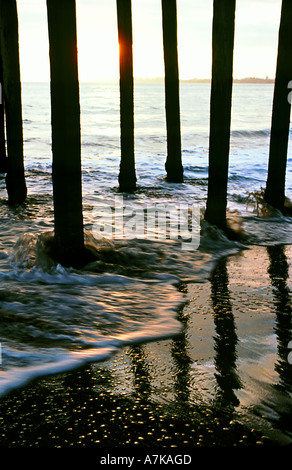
[{"x1": 0, "y1": 244, "x2": 291, "y2": 455}]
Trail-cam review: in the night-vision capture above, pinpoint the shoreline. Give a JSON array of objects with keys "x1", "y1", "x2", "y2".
[{"x1": 0, "y1": 244, "x2": 291, "y2": 450}]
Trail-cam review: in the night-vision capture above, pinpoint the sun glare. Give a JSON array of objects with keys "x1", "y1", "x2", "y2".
[{"x1": 16, "y1": 0, "x2": 282, "y2": 83}]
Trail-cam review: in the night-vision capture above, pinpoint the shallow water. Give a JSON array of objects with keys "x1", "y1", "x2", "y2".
[
  {"x1": 0, "y1": 246, "x2": 291, "y2": 448},
  {"x1": 0, "y1": 82, "x2": 291, "y2": 406}
]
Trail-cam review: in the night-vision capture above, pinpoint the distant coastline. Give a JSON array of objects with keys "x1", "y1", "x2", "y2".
[
  {"x1": 22, "y1": 78, "x2": 275, "y2": 85},
  {"x1": 183, "y1": 77, "x2": 275, "y2": 84},
  {"x1": 134, "y1": 77, "x2": 275, "y2": 84}
]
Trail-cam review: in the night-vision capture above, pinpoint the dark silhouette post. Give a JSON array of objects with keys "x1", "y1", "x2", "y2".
[
  {"x1": 0, "y1": 0, "x2": 27, "y2": 203},
  {"x1": 0, "y1": 97, "x2": 6, "y2": 174},
  {"x1": 205, "y1": 0, "x2": 236, "y2": 231},
  {"x1": 267, "y1": 245, "x2": 292, "y2": 392},
  {"x1": 116, "y1": 0, "x2": 136, "y2": 192},
  {"x1": 161, "y1": 0, "x2": 183, "y2": 183},
  {"x1": 46, "y1": 0, "x2": 85, "y2": 266},
  {"x1": 129, "y1": 345, "x2": 152, "y2": 400},
  {"x1": 170, "y1": 302, "x2": 192, "y2": 408},
  {"x1": 264, "y1": 0, "x2": 292, "y2": 213},
  {"x1": 0, "y1": 55, "x2": 7, "y2": 173},
  {"x1": 210, "y1": 257, "x2": 241, "y2": 409}
]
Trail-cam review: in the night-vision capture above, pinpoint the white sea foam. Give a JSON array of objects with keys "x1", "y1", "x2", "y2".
[
  {"x1": 0, "y1": 82, "x2": 291, "y2": 398},
  {"x1": 0, "y1": 232, "x2": 187, "y2": 397}
]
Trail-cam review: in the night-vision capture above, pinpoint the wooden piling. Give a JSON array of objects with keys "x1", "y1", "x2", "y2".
[
  {"x1": 161, "y1": 0, "x2": 183, "y2": 183},
  {"x1": 116, "y1": 0, "x2": 136, "y2": 192},
  {"x1": 46, "y1": 0, "x2": 85, "y2": 266},
  {"x1": 205, "y1": 0, "x2": 236, "y2": 232},
  {"x1": 0, "y1": 0, "x2": 27, "y2": 203},
  {"x1": 264, "y1": 0, "x2": 292, "y2": 214},
  {"x1": 0, "y1": 54, "x2": 7, "y2": 174}
]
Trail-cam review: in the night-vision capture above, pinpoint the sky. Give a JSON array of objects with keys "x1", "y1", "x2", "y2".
[{"x1": 16, "y1": 0, "x2": 282, "y2": 82}]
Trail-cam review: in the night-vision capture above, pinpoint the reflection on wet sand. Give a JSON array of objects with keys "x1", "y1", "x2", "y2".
[
  {"x1": 267, "y1": 245, "x2": 292, "y2": 393},
  {"x1": 210, "y1": 257, "x2": 242, "y2": 412},
  {"x1": 170, "y1": 286, "x2": 192, "y2": 408},
  {"x1": 0, "y1": 247, "x2": 291, "y2": 449}
]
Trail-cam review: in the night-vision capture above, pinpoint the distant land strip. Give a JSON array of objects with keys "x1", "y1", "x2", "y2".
[{"x1": 134, "y1": 77, "x2": 275, "y2": 84}]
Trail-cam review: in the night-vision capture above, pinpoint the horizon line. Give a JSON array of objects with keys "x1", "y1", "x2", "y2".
[{"x1": 21, "y1": 76, "x2": 275, "y2": 84}]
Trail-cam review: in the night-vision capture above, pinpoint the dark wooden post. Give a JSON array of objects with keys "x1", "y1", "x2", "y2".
[
  {"x1": 210, "y1": 258, "x2": 241, "y2": 407},
  {"x1": 0, "y1": 0, "x2": 26, "y2": 203},
  {"x1": 116, "y1": 0, "x2": 136, "y2": 192},
  {"x1": 264, "y1": 0, "x2": 292, "y2": 213},
  {"x1": 0, "y1": 55, "x2": 7, "y2": 173},
  {"x1": 161, "y1": 0, "x2": 183, "y2": 183},
  {"x1": 205, "y1": 0, "x2": 236, "y2": 232},
  {"x1": 267, "y1": 245, "x2": 292, "y2": 389},
  {"x1": 46, "y1": 0, "x2": 85, "y2": 266}
]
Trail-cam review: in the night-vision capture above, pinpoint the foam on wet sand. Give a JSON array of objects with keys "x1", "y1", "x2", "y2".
[{"x1": 0, "y1": 245, "x2": 291, "y2": 450}]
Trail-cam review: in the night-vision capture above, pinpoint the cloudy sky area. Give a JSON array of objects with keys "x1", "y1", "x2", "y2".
[{"x1": 17, "y1": 0, "x2": 282, "y2": 82}]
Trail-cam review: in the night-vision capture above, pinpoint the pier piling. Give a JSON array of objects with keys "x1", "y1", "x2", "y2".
[
  {"x1": 264, "y1": 0, "x2": 292, "y2": 214},
  {"x1": 0, "y1": 0, "x2": 27, "y2": 203},
  {"x1": 204, "y1": 0, "x2": 236, "y2": 232},
  {"x1": 0, "y1": 56, "x2": 7, "y2": 174},
  {"x1": 46, "y1": 0, "x2": 85, "y2": 265},
  {"x1": 161, "y1": 0, "x2": 183, "y2": 183},
  {"x1": 116, "y1": 0, "x2": 136, "y2": 192}
]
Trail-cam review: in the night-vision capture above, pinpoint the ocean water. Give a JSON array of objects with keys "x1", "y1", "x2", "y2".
[{"x1": 0, "y1": 81, "x2": 291, "y2": 398}]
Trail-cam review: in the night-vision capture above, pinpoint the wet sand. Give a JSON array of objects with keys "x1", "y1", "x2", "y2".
[{"x1": 0, "y1": 245, "x2": 292, "y2": 455}]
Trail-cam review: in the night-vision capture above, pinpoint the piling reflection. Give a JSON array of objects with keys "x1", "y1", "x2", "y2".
[
  {"x1": 170, "y1": 286, "x2": 192, "y2": 408},
  {"x1": 128, "y1": 345, "x2": 152, "y2": 400},
  {"x1": 210, "y1": 257, "x2": 242, "y2": 409},
  {"x1": 267, "y1": 245, "x2": 292, "y2": 393}
]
